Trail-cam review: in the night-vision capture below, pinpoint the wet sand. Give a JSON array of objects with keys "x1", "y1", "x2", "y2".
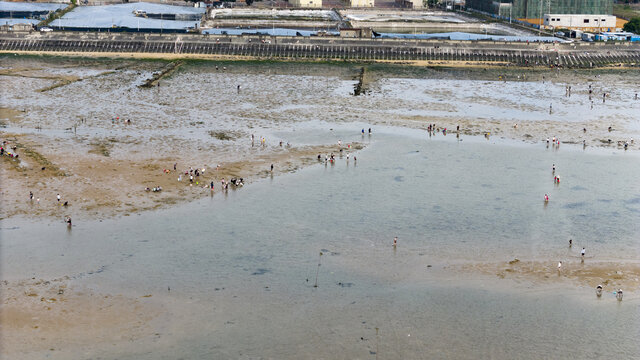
[
  {"x1": 2, "y1": 55, "x2": 639, "y2": 359},
  {"x1": 4, "y1": 262, "x2": 636, "y2": 359},
  {"x1": 2, "y1": 57, "x2": 638, "y2": 222},
  {"x1": 0, "y1": 130, "x2": 343, "y2": 220},
  {"x1": 1, "y1": 277, "x2": 164, "y2": 358},
  {"x1": 1, "y1": 56, "x2": 367, "y2": 219},
  {"x1": 457, "y1": 260, "x2": 640, "y2": 292}
]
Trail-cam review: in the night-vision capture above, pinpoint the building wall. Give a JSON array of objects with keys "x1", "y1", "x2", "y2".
[
  {"x1": 340, "y1": 28, "x2": 361, "y2": 37},
  {"x1": 339, "y1": 28, "x2": 372, "y2": 37},
  {"x1": 1, "y1": 23, "x2": 34, "y2": 31},
  {"x1": 290, "y1": 0, "x2": 323, "y2": 8},
  {"x1": 467, "y1": 0, "x2": 613, "y2": 19},
  {"x1": 407, "y1": 0, "x2": 424, "y2": 8},
  {"x1": 543, "y1": 14, "x2": 616, "y2": 29},
  {"x1": 350, "y1": 0, "x2": 375, "y2": 7}
]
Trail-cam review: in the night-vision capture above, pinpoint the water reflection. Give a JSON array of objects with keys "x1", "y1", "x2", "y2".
[{"x1": 2, "y1": 130, "x2": 639, "y2": 359}]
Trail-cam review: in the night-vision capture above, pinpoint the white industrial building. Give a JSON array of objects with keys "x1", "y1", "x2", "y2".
[
  {"x1": 543, "y1": 14, "x2": 617, "y2": 31},
  {"x1": 350, "y1": 0, "x2": 375, "y2": 7},
  {"x1": 289, "y1": 0, "x2": 323, "y2": 8},
  {"x1": 405, "y1": 0, "x2": 425, "y2": 8}
]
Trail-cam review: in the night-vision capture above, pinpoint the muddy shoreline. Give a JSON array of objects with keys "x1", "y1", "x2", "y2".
[
  {"x1": 2, "y1": 55, "x2": 639, "y2": 359},
  {"x1": 2, "y1": 56, "x2": 639, "y2": 223}
]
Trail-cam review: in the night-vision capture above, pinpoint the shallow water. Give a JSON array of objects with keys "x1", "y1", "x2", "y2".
[
  {"x1": 2, "y1": 59, "x2": 640, "y2": 358},
  {"x1": 58, "y1": 3, "x2": 205, "y2": 30},
  {"x1": 2, "y1": 128, "x2": 639, "y2": 359}
]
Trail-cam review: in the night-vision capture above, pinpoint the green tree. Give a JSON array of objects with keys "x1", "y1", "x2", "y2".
[
  {"x1": 425, "y1": 0, "x2": 439, "y2": 8},
  {"x1": 623, "y1": 17, "x2": 640, "y2": 33}
]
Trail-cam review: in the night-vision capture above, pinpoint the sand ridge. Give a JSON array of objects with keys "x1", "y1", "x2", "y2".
[
  {"x1": 1, "y1": 131, "x2": 347, "y2": 221},
  {"x1": 456, "y1": 259, "x2": 640, "y2": 293},
  {"x1": 0, "y1": 276, "x2": 163, "y2": 357}
]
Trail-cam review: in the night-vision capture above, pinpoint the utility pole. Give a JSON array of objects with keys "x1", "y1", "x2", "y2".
[
  {"x1": 509, "y1": 3, "x2": 512, "y2": 24},
  {"x1": 538, "y1": 0, "x2": 543, "y2": 36}
]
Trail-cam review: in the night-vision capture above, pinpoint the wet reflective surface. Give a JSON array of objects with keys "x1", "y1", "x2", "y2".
[{"x1": 3, "y1": 129, "x2": 639, "y2": 359}]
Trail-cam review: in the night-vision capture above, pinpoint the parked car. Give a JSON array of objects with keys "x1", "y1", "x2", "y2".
[{"x1": 40, "y1": 27, "x2": 53, "y2": 32}]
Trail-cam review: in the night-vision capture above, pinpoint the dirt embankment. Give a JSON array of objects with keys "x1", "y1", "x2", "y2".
[{"x1": 456, "y1": 259, "x2": 640, "y2": 293}]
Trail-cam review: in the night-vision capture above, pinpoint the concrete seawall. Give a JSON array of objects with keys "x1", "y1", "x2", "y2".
[{"x1": 1, "y1": 31, "x2": 639, "y2": 67}]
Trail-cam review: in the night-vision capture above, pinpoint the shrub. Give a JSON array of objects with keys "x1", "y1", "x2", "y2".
[{"x1": 623, "y1": 17, "x2": 640, "y2": 33}]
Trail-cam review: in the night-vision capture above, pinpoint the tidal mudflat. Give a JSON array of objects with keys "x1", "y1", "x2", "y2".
[
  {"x1": 2, "y1": 57, "x2": 638, "y2": 220},
  {"x1": 1, "y1": 57, "x2": 639, "y2": 359}
]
